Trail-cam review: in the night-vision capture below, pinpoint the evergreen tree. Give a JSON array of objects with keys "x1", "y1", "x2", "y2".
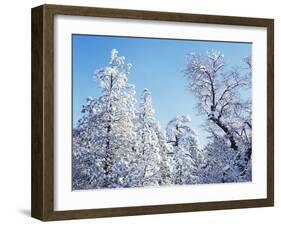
[
  {"x1": 73, "y1": 49, "x2": 137, "y2": 189},
  {"x1": 134, "y1": 89, "x2": 165, "y2": 186},
  {"x1": 166, "y1": 116, "x2": 203, "y2": 185}
]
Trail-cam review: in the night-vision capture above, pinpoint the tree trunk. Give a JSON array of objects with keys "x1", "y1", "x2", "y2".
[
  {"x1": 104, "y1": 74, "x2": 114, "y2": 185},
  {"x1": 209, "y1": 117, "x2": 238, "y2": 151}
]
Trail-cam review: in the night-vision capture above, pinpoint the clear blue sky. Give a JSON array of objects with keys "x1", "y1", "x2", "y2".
[{"x1": 72, "y1": 34, "x2": 251, "y2": 146}]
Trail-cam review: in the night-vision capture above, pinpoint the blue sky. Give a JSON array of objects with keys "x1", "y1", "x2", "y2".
[{"x1": 72, "y1": 35, "x2": 251, "y2": 146}]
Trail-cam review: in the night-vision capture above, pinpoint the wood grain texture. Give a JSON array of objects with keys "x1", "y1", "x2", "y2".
[
  {"x1": 266, "y1": 19, "x2": 274, "y2": 206},
  {"x1": 31, "y1": 4, "x2": 274, "y2": 221},
  {"x1": 31, "y1": 5, "x2": 55, "y2": 220},
  {"x1": 31, "y1": 5, "x2": 44, "y2": 220}
]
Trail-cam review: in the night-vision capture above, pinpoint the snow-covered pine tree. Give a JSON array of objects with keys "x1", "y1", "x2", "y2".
[
  {"x1": 200, "y1": 135, "x2": 240, "y2": 183},
  {"x1": 166, "y1": 115, "x2": 203, "y2": 185},
  {"x1": 134, "y1": 89, "x2": 161, "y2": 186},
  {"x1": 72, "y1": 127, "x2": 99, "y2": 190},
  {"x1": 155, "y1": 125, "x2": 173, "y2": 186},
  {"x1": 72, "y1": 98, "x2": 108, "y2": 189},
  {"x1": 73, "y1": 49, "x2": 138, "y2": 189},
  {"x1": 133, "y1": 89, "x2": 172, "y2": 187}
]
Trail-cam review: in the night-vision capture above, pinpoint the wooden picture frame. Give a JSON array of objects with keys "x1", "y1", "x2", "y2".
[{"x1": 31, "y1": 4, "x2": 274, "y2": 221}]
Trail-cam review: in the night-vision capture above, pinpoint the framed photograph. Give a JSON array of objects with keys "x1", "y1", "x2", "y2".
[{"x1": 31, "y1": 4, "x2": 274, "y2": 221}]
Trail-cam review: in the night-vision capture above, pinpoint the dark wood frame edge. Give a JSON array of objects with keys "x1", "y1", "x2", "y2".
[{"x1": 31, "y1": 4, "x2": 274, "y2": 221}]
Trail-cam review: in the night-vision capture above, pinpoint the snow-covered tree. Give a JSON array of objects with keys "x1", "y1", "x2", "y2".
[
  {"x1": 166, "y1": 115, "x2": 203, "y2": 185},
  {"x1": 133, "y1": 89, "x2": 172, "y2": 186},
  {"x1": 184, "y1": 50, "x2": 252, "y2": 179},
  {"x1": 156, "y1": 126, "x2": 173, "y2": 186},
  {"x1": 73, "y1": 49, "x2": 138, "y2": 189},
  {"x1": 200, "y1": 136, "x2": 239, "y2": 183},
  {"x1": 72, "y1": 128, "x2": 97, "y2": 189},
  {"x1": 72, "y1": 48, "x2": 252, "y2": 190}
]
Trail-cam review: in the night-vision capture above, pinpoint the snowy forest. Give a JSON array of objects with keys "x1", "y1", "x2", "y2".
[{"x1": 72, "y1": 48, "x2": 252, "y2": 190}]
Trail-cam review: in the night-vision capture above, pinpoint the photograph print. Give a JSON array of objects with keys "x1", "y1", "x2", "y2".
[{"x1": 72, "y1": 35, "x2": 252, "y2": 190}]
